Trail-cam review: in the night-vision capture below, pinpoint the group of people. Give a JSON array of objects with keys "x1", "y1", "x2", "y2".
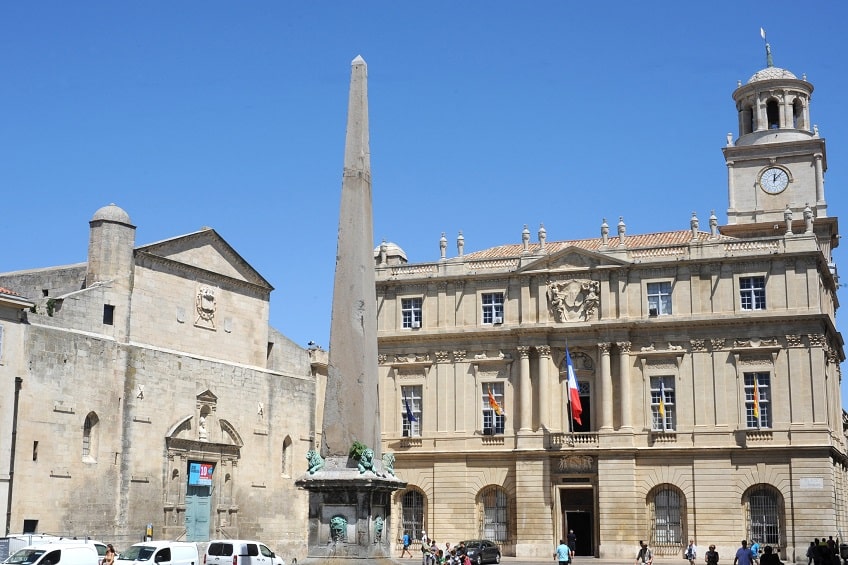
[
  {"x1": 555, "y1": 530, "x2": 579, "y2": 565},
  {"x1": 632, "y1": 539, "x2": 784, "y2": 565},
  {"x1": 400, "y1": 532, "x2": 470, "y2": 565},
  {"x1": 807, "y1": 536, "x2": 844, "y2": 565}
]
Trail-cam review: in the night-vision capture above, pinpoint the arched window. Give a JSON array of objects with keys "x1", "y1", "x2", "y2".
[
  {"x1": 649, "y1": 485, "x2": 683, "y2": 553},
  {"x1": 746, "y1": 485, "x2": 783, "y2": 547},
  {"x1": 792, "y1": 99, "x2": 805, "y2": 129},
  {"x1": 401, "y1": 489, "x2": 425, "y2": 541},
  {"x1": 82, "y1": 412, "x2": 99, "y2": 461},
  {"x1": 766, "y1": 99, "x2": 781, "y2": 129},
  {"x1": 741, "y1": 105, "x2": 755, "y2": 135},
  {"x1": 282, "y1": 436, "x2": 293, "y2": 477},
  {"x1": 480, "y1": 487, "x2": 509, "y2": 543}
]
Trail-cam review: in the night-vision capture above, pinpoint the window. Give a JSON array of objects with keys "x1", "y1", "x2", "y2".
[
  {"x1": 482, "y1": 292, "x2": 504, "y2": 324},
  {"x1": 766, "y1": 99, "x2": 780, "y2": 129},
  {"x1": 482, "y1": 382, "x2": 505, "y2": 435},
  {"x1": 401, "y1": 385, "x2": 422, "y2": 437},
  {"x1": 282, "y1": 436, "x2": 293, "y2": 477},
  {"x1": 481, "y1": 487, "x2": 509, "y2": 543},
  {"x1": 740, "y1": 276, "x2": 766, "y2": 310},
  {"x1": 651, "y1": 486, "x2": 683, "y2": 547},
  {"x1": 103, "y1": 304, "x2": 114, "y2": 325},
  {"x1": 402, "y1": 298, "x2": 423, "y2": 329},
  {"x1": 647, "y1": 282, "x2": 672, "y2": 316},
  {"x1": 82, "y1": 412, "x2": 99, "y2": 461},
  {"x1": 745, "y1": 372, "x2": 771, "y2": 429},
  {"x1": 650, "y1": 377, "x2": 675, "y2": 432},
  {"x1": 746, "y1": 485, "x2": 782, "y2": 546},
  {"x1": 401, "y1": 490, "x2": 425, "y2": 541}
]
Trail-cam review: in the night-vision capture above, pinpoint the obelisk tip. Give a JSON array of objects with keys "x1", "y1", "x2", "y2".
[{"x1": 352, "y1": 54, "x2": 366, "y2": 66}]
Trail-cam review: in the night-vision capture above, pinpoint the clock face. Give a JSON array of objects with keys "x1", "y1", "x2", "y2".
[{"x1": 760, "y1": 167, "x2": 789, "y2": 194}]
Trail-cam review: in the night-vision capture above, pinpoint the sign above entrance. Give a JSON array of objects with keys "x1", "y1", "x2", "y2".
[{"x1": 188, "y1": 461, "x2": 215, "y2": 486}]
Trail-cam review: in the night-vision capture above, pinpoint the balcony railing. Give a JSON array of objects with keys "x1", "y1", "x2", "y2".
[{"x1": 547, "y1": 431, "x2": 598, "y2": 448}]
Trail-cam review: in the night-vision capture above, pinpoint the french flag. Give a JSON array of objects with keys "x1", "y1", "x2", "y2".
[{"x1": 565, "y1": 347, "x2": 583, "y2": 426}]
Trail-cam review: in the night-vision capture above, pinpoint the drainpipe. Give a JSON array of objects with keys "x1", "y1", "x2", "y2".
[{"x1": 6, "y1": 377, "x2": 22, "y2": 535}]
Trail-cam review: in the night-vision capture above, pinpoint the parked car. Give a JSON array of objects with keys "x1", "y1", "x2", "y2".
[
  {"x1": 460, "y1": 540, "x2": 500, "y2": 565},
  {"x1": 117, "y1": 541, "x2": 199, "y2": 565},
  {"x1": 3, "y1": 543, "x2": 100, "y2": 565},
  {"x1": 204, "y1": 541, "x2": 284, "y2": 565}
]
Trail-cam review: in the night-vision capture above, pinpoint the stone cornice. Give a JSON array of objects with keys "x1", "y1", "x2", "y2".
[{"x1": 135, "y1": 251, "x2": 271, "y2": 297}]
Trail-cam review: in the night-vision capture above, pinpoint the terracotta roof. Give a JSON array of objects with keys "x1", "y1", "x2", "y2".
[
  {"x1": 462, "y1": 230, "x2": 732, "y2": 260},
  {"x1": 0, "y1": 286, "x2": 23, "y2": 297}
]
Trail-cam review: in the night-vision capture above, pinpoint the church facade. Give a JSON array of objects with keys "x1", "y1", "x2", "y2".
[
  {"x1": 375, "y1": 58, "x2": 846, "y2": 561},
  {"x1": 0, "y1": 205, "x2": 317, "y2": 559}
]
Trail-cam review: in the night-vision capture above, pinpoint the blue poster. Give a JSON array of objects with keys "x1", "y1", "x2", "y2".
[{"x1": 188, "y1": 462, "x2": 214, "y2": 486}]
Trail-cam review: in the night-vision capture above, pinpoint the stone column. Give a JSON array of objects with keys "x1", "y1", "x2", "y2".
[
  {"x1": 518, "y1": 346, "x2": 532, "y2": 431},
  {"x1": 599, "y1": 342, "x2": 613, "y2": 431},
  {"x1": 537, "y1": 345, "x2": 552, "y2": 430},
  {"x1": 616, "y1": 341, "x2": 632, "y2": 430},
  {"x1": 814, "y1": 153, "x2": 825, "y2": 207}
]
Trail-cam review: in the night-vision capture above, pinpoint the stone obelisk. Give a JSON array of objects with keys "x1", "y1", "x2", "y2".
[
  {"x1": 295, "y1": 56, "x2": 404, "y2": 563},
  {"x1": 322, "y1": 54, "x2": 381, "y2": 460}
]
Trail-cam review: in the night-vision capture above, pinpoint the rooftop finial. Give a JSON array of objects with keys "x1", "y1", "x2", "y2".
[{"x1": 760, "y1": 27, "x2": 774, "y2": 67}]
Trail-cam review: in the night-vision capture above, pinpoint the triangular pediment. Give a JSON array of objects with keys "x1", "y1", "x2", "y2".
[
  {"x1": 516, "y1": 245, "x2": 629, "y2": 274},
  {"x1": 136, "y1": 229, "x2": 273, "y2": 290}
]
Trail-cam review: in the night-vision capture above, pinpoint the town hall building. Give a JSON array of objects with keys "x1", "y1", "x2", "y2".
[{"x1": 376, "y1": 53, "x2": 847, "y2": 562}]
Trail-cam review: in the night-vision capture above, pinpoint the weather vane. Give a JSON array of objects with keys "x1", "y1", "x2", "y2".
[{"x1": 760, "y1": 27, "x2": 774, "y2": 67}]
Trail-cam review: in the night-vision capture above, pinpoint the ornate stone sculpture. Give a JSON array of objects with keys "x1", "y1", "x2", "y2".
[
  {"x1": 198, "y1": 416, "x2": 208, "y2": 441},
  {"x1": 330, "y1": 516, "x2": 347, "y2": 542},
  {"x1": 195, "y1": 285, "x2": 217, "y2": 329},
  {"x1": 374, "y1": 515, "x2": 384, "y2": 542},
  {"x1": 547, "y1": 280, "x2": 600, "y2": 322},
  {"x1": 358, "y1": 448, "x2": 375, "y2": 474},
  {"x1": 382, "y1": 452, "x2": 396, "y2": 476},
  {"x1": 306, "y1": 449, "x2": 325, "y2": 474}
]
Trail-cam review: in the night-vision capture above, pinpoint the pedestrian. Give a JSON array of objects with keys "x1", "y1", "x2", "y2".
[
  {"x1": 759, "y1": 546, "x2": 782, "y2": 565},
  {"x1": 555, "y1": 539, "x2": 572, "y2": 565},
  {"x1": 686, "y1": 540, "x2": 698, "y2": 565},
  {"x1": 807, "y1": 542, "x2": 815, "y2": 565},
  {"x1": 636, "y1": 541, "x2": 654, "y2": 565},
  {"x1": 734, "y1": 540, "x2": 755, "y2": 565},
  {"x1": 705, "y1": 544, "x2": 719, "y2": 565},
  {"x1": 401, "y1": 531, "x2": 413, "y2": 558},
  {"x1": 103, "y1": 545, "x2": 116, "y2": 565},
  {"x1": 750, "y1": 541, "x2": 761, "y2": 565},
  {"x1": 568, "y1": 530, "x2": 577, "y2": 555}
]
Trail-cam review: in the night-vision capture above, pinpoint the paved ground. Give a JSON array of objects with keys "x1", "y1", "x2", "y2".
[{"x1": 395, "y1": 558, "x2": 680, "y2": 565}]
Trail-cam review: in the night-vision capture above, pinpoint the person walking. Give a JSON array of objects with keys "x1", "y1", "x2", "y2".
[
  {"x1": 705, "y1": 544, "x2": 720, "y2": 565},
  {"x1": 556, "y1": 539, "x2": 572, "y2": 565},
  {"x1": 686, "y1": 540, "x2": 698, "y2": 565},
  {"x1": 568, "y1": 530, "x2": 577, "y2": 555},
  {"x1": 734, "y1": 540, "x2": 756, "y2": 565},
  {"x1": 401, "y1": 532, "x2": 413, "y2": 558},
  {"x1": 636, "y1": 541, "x2": 654, "y2": 565}
]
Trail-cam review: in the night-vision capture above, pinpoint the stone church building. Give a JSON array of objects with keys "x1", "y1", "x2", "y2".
[
  {"x1": 0, "y1": 205, "x2": 318, "y2": 558},
  {"x1": 376, "y1": 57, "x2": 847, "y2": 561}
]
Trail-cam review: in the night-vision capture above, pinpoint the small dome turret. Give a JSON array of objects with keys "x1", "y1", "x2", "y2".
[
  {"x1": 91, "y1": 203, "x2": 132, "y2": 225},
  {"x1": 373, "y1": 241, "x2": 408, "y2": 266}
]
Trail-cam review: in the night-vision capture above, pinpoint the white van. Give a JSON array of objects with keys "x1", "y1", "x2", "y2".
[
  {"x1": 3, "y1": 543, "x2": 99, "y2": 565},
  {"x1": 204, "y1": 541, "x2": 284, "y2": 565},
  {"x1": 117, "y1": 542, "x2": 198, "y2": 565}
]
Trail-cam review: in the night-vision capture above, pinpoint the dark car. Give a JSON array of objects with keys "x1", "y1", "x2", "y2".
[{"x1": 461, "y1": 540, "x2": 501, "y2": 565}]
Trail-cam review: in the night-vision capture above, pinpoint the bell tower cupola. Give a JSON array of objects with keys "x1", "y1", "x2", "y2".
[{"x1": 723, "y1": 31, "x2": 827, "y2": 225}]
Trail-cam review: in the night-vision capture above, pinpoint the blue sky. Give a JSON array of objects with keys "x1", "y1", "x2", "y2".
[{"x1": 2, "y1": 2, "x2": 847, "y2": 396}]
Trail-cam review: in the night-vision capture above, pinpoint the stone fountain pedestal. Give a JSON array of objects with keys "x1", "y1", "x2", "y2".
[{"x1": 296, "y1": 455, "x2": 406, "y2": 562}]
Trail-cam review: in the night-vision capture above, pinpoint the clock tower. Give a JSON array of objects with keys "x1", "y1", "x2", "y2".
[{"x1": 723, "y1": 41, "x2": 827, "y2": 226}]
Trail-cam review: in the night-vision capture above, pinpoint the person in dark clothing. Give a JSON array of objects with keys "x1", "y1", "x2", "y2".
[
  {"x1": 705, "y1": 544, "x2": 719, "y2": 565},
  {"x1": 759, "y1": 546, "x2": 782, "y2": 565}
]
